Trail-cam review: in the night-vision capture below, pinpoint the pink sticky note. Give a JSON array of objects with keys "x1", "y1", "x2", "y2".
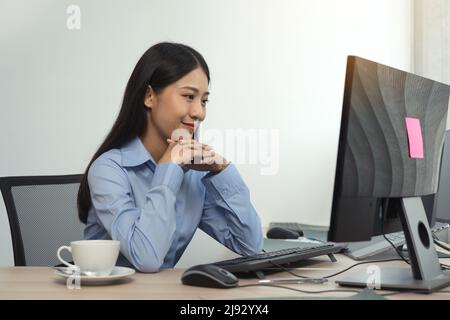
[{"x1": 405, "y1": 117, "x2": 424, "y2": 159}]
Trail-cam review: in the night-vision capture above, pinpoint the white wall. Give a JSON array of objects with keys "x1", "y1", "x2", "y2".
[
  {"x1": 0, "y1": 0, "x2": 413, "y2": 266},
  {"x1": 414, "y1": 0, "x2": 450, "y2": 128}
]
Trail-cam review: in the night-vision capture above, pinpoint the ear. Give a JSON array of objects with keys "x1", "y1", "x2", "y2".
[{"x1": 144, "y1": 85, "x2": 155, "y2": 110}]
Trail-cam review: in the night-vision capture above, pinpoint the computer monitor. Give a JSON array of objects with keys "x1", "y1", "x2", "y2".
[
  {"x1": 343, "y1": 132, "x2": 450, "y2": 261},
  {"x1": 328, "y1": 56, "x2": 450, "y2": 292},
  {"x1": 430, "y1": 130, "x2": 450, "y2": 224}
]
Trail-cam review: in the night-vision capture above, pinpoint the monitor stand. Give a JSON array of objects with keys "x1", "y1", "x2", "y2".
[{"x1": 336, "y1": 197, "x2": 450, "y2": 293}]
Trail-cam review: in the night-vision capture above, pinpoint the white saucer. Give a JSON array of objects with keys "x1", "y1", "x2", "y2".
[{"x1": 54, "y1": 266, "x2": 135, "y2": 285}]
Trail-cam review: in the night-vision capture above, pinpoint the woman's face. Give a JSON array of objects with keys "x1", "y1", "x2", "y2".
[{"x1": 144, "y1": 67, "x2": 209, "y2": 140}]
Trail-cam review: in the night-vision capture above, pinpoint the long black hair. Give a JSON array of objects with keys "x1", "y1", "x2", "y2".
[{"x1": 77, "y1": 42, "x2": 210, "y2": 223}]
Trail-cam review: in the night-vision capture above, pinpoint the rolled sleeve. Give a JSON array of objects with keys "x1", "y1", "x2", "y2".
[{"x1": 200, "y1": 164, "x2": 263, "y2": 255}]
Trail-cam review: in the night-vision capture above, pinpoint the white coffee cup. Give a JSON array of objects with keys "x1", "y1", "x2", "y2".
[{"x1": 57, "y1": 240, "x2": 120, "y2": 276}]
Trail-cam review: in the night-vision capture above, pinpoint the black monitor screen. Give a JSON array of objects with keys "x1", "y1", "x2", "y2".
[{"x1": 328, "y1": 56, "x2": 450, "y2": 242}]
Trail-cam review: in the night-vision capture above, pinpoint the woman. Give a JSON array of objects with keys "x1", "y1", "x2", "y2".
[{"x1": 77, "y1": 42, "x2": 263, "y2": 273}]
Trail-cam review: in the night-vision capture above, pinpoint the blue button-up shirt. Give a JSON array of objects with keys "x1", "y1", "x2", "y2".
[{"x1": 84, "y1": 136, "x2": 263, "y2": 272}]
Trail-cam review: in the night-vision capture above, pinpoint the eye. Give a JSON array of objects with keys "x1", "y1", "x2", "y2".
[
  {"x1": 202, "y1": 99, "x2": 209, "y2": 107},
  {"x1": 184, "y1": 95, "x2": 194, "y2": 101}
]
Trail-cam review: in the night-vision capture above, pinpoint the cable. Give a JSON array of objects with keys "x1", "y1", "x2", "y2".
[
  {"x1": 267, "y1": 258, "x2": 407, "y2": 280},
  {"x1": 319, "y1": 258, "x2": 407, "y2": 279},
  {"x1": 237, "y1": 283, "x2": 360, "y2": 295},
  {"x1": 434, "y1": 239, "x2": 450, "y2": 252},
  {"x1": 379, "y1": 209, "x2": 411, "y2": 265},
  {"x1": 428, "y1": 233, "x2": 450, "y2": 269},
  {"x1": 266, "y1": 261, "x2": 308, "y2": 278},
  {"x1": 376, "y1": 234, "x2": 450, "y2": 271},
  {"x1": 258, "y1": 250, "x2": 309, "y2": 278},
  {"x1": 382, "y1": 233, "x2": 410, "y2": 265},
  {"x1": 239, "y1": 282, "x2": 450, "y2": 297}
]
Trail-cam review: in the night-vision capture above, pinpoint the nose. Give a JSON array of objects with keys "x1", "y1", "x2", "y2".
[{"x1": 189, "y1": 100, "x2": 206, "y2": 121}]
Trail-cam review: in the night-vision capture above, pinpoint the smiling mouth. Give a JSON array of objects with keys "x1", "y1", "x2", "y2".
[
  {"x1": 181, "y1": 122, "x2": 195, "y2": 131},
  {"x1": 181, "y1": 122, "x2": 195, "y2": 128}
]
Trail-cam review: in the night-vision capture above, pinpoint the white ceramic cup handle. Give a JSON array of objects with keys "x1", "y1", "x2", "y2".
[{"x1": 56, "y1": 245, "x2": 75, "y2": 268}]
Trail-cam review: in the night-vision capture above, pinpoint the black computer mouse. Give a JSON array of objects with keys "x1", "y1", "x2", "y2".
[
  {"x1": 181, "y1": 264, "x2": 239, "y2": 288},
  {"x1": 266, "y1": 226, "x2": 303, "y2": 239}
]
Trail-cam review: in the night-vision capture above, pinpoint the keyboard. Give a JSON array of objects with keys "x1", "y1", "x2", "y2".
[
  {"x1": 344, "y1": 222, "x2": 449, "y2": 260},
  {"x1": 212, "y1": 242, "x2": 344, "y2": 276}
]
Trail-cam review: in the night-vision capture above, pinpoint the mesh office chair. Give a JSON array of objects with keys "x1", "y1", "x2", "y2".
[{"x1": 0, "y1": 175, "x2": 85, "y2": 266}]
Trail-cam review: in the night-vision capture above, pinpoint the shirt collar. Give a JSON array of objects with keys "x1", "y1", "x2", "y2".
[{"x1": 121, "y1": 136, "x2": 157, "y2": 168}]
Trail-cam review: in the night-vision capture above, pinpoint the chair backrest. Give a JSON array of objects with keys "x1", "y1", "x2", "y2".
[{"x1": 0, "y1": 175, "x2": 85, "y2": 266}]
